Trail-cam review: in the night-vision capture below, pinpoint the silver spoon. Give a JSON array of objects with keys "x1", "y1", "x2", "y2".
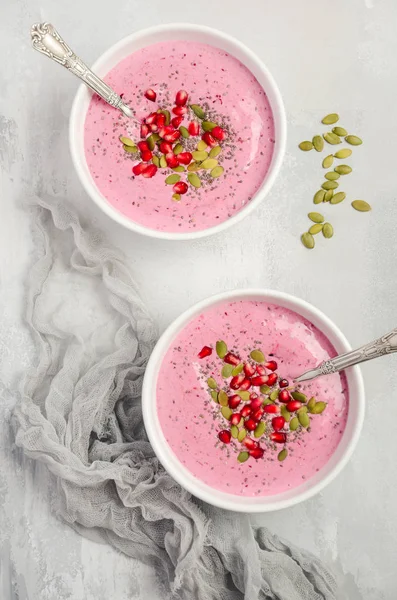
[
  {"x1": 294, "y1": 326, "x2": 397, "y2": 383},
  {"x1": 31, "y1": 22, "x2": 139, "y2": 123}
]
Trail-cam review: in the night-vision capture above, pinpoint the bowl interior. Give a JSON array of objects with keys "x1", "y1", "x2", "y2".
[
  {"x1": 70, "y1": 24, "x2": 286, "y2": 240},
  {"x1": 142, "y1": 289, "x2": 364, "y2": 512}
]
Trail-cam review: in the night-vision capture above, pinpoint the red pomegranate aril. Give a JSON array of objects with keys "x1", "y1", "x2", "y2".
[
  {"x1": 249, "y1": 397, "x2": 262, "y2": 411},
  {"x1": 252, "y1": 408, "x2": 264, "y2": 421},
  {"x1": 211, "y1": 126, "x2": 226, "y2": 141},
  {"x1": 141, "y1": 150, "x2": 153, "y2": 162},
  {"x1": 279, "y1": 379, "x2": 289, "y2": 388},
  {"x1": 175, "y1": 90, "x2": 188, "y2": 106},
  {"x1": 241, "y1": 405, "x2": 252, "y2": 418},
  {"x1": 156, "y1": 113, "x2": 166, "y2": 127},
  {"x1": 202, "y1": 131, "x2": 217, "y2": 147},
  {"x1": 230, "y1": 374, "x2": 245, "y2": 390},
  {"x1": 267, "y1": 373, "x2": 278, "y2": 386},
  {"x1": 164, "y1": 130, "x2": 181, "y2": 143},
  {"x1": 256, "y1": 365, "x2": 267, "y2": 375},
  {"x1": 264, "y1": 404, "x2": 280, "y2": 414},
  {"x1": 145, "y1": 112, "x2": 158, "y2": 125},
  {"x1": 142, "y1": 164, "x2": 157, "y2": 178},
  {"x1": 171, "y1": 116, "x2": 184, "y2": 129},
  {"x1": 279, "y1": 390, "x2": 291, "y2": 403},
  {"x1": 228, "y1": 395, "x2": 241, "y2": 409},
  {"x1": 172, "y1": 105, "x2": 188, "y2": 116},
  {"x1": 250, "y1": 447, "x2": 264, "y2": 459},
  {"x1": 265, "y1": 360, "x2": 278, "y2": 371},
  {"x1": 188, "y1": 121, "x2": 200, "y2": 136},
  {"x1": 132, "y1": 162, "x2": 147, "y2": 176},
  {"x1": 159, "y1": 125, "x2": 174, "y2": 139},
  {"x1": 150, "y1": 123, "x2": 158, "y2": 132},
  {"x1": 140, "y1": 124, "x2": 150, "y2": 138},
  {"x1": 224, "y1": 353, "x2": 240, "y2": 366},
  {"x1": 198, "y1": 345, "x2": 212, "y2": 359},
  {"x1": 165, "y1": 153, "x2": 179, "y2": 168},
  {"x1": 245, "y1": 419, "x2": 257, "y2": 432},
  {"x1": 160, "y1": 141, "x2": 173, "y2": 154},
  {"x1": 270, "y1": 432, "x2": 287, "y2": 444},
  {"x1": 238, "y1": 378, "x2": 252, "y2": 391},
  {"x1": 272, "y1": 416, "x2": 285, "y2": 431},
  {"x1": 138, "y1": 140, "x2": 149, "y2": 153},
  {"x1": 230, "y1": 412, "x2": 242, "y2": 426},
  {"x1": 177, "y1": 152, "x2": 193, "y2": 165},
  {"x1": 244, "y1": 437, "x2": 258, "y2": 450},
  {"x1": 218, "y1": 430, "x2": 231, "y2": 444},
  {"x1": 173, "y1": 181, "x2": 188, "y2": 195},
  {"x1": 286, "y1": 401, "x2": 302, "y2": 412},
  {"x1": 244, "y1": 363, "x2": 256, "y2": 377},
  {"x1": 144, "y1": 88, "x2": 156, "y2": 102},
  {"x1": 251, "y1": 375, "x2": 269, "y2": 386}
]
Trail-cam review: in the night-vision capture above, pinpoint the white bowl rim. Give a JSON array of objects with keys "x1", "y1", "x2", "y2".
[
  {"x1": 69, "y1": 22, "x2": 287, "y2": 241},
  {"x1": 142, "y1": 288, "x2": 365, "y2": 512}
]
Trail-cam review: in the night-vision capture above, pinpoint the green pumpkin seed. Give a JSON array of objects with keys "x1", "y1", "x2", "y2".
[
  {"x1": 280, "y1": 405, "x2": 291, "y2": 422},
  {"x1": 120, "y1": 136, "x2": 136, "y2": 147},
  {"x1": 298, "y1": 411, "x2": 310, "y2": 428},
  {"x1": 123, "y1": 144, "x2": 138, "y2": 154},
  {"x1": 152, "y1": 155, "x2": 160, "y2": 167},
  {"x1": 172, "y1": 193, "x2": 181, "y2": 202},
  {"x1": 222, "y1": 364, "x2": 233, "y2": 378},
  {"x1": 200, "y1": 158, "x2": 218, "y2": 170},
  {"x1": 207, "y1": 377, "x2": 217, "y2": 389},
  {"x1": 237, "y1": 391, "x2": 250, "y2": 401},
  {"x1": 330, "y1": 192, "x2": 346, "y2": 205},
  {"x1": 334, "y1": 148, "x2": 352, "y2": 159},
  {"x1": 291, "y1": 391, "x2": 307, "y2": 402},
  {"x1": 197, "y1": 140, "x2": 208, "y2": 152},
  {"x1": 173, "y1": 143, "x2": 184, "y2": 155},
  {"x1": 209, "y1": 146, "x2": 222, "y2": 158},
  {"x1": 297, "y1": 405, "x2": 308, "y2": 414},
  {"x1": 250, "y1": 349, "x2": 265, "y2": 363},
  {"x1": 160, "y1": 109, "x2": 171, "y2": 125},
  {"x1": 232, "y1": 363, "x2": 244, "y2": 376},
  {"x1": 335, "y1": 164, "x2": 352, "y2": 175},
  {"x1": 218, "y1": 391, "x2": 229, "y2": 407},
  {"x1": 260, "y1": 385, "x2": 271, "y2": 394},
  {"x1": 238, "y1": 428, "x2": 247, "y2": 442},
  {"x1": 146, "y1": 135, "x2": 156, "y2": 151},
  {"x1": 322, "y1": 154, "x2": 334, "y2": 169},
  {"x1": 192, "y1": 150, "x2": 208, "y2": 162},
  {"x1": 301, "y1": 232, "x2": 315, "y2": 249},
  {"x1": 332, "y1": 126, "x2": 348, "y2": 136},
  {"x1": 216, "y1": 340, "x2": 228, "y2": 358},
  {"x1": 270, "y1": 389, "x2": 279, "y2": 401},
  {"x1": 313, "y1": 135, "x2": 324, "y2": 152},
  {"x1": 202, "y1": 121, "x2": 217, "y2": 131},
  {"x1": 345, "y1": 135, "x2": 362, "y2": 146},
  {"x1": 299, "y1": 141, "x2": 313, "y2": 151},
  {"x1": 263, "y1": 398, "x2": 275, "y2": 405},
  {"x1": 352, "y1": 200, "x2": 371, "y2": 212},
  {"x1": 324, "y1": 189, "x2": 334, "y2": 202},
  {"x1": 309, "y1": 223, "x2": 323, "y2": 235},
  {"x1": 179, "y1": 126, "x2": 190, "y2": 139},
  {"x1": 221, "y1": 406, "x2": 233, "y2": 420},
  {"x1": 308, "y1": 212, "x2": 324, "y2": 223},
  {"x1": 188, "y1": 173, "x2": 202, "y2": 188},
  {"x1": 312, "y1": 401, "x2": 327, "y2": 414},
  {"x1": 210, "y1": 166, "x2": 224, "y2": 178},
  {"x1": 160, "y1": 155, "x2": 167, "y2": 168},
  {"x1": 237, "y1": 451, "x2": 249, "y2": 463},
  {"x1": 165, "y1": 174, "x2": 181, "y2": 185},
  {"x1": 210, "y1": 390, "x2": 218, "y2": 402},
  {"x1": 231, "y1": 425, "x2": 239, "y2": 439},
  {"x1": 322, "y1": 223, "x2": 334, "y2": 238},
  {"x1": 172, "y1": 166, "x2": 185, "y2": 172},
  {"x1": 325, "y1": 171, "x2": 340, "y2": 181},
  {"x1": 278, "y1": 449, "x2": 288, "y2": 462},
  {"x1": 322, "y1": 180, "x2": 339, "y2": 190},
  {"x1": 323, "y1": 132, "x2": 341, "y2": 145},
  {"x1": 290, "y1": 417, "x2": 299, "y2": 431},
  {"x1": 254, "y1": 421, "x2": 266, "y2": 438},
  {"x1": 313, "y1": 190, "x2": 326, "y2": 204},
  {"x1": 190, "y1": 104, "x2": 206, "y2": 119},
  {"x1": 322, "y1": 113, "x2": 339, "y2": 125},
  {"x1": 307, "y1": 397, "x2": 316, "y2": 412},
  {"x1": 187, "y1": 162, "x2": 201, "y2": 172}
]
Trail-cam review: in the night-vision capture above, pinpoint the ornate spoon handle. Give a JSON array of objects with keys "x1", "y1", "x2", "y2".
[
  {"x1": 294, "y1": 327, "x2": 397, "y2": 383},
  {"x1": 31, "y1": 22, "x2": 136, "y2": 120}
]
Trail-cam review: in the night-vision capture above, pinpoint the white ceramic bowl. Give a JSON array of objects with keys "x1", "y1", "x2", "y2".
[
  {"x1": 142, "y1": 289, "x2": 365, "y2": 512},
  {"x1": 69, "y1": 24, "x2": 286, "y2": 240}
]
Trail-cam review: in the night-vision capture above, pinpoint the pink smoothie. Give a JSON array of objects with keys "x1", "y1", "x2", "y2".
[
  {"x1": 84, "y1": 41, "x2": 275, "y2": 233},
  {"x1": 156, "y1": 300, "x2": 349, "y2": 497}
]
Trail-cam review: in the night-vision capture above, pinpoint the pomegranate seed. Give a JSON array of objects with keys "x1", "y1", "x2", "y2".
[
  {"x1": 160, "y1": 141, "x2": 173, "y2": 154},
  {"x1": 270, "y1": 432, "x2": 286, "y2": 444},
  {"x1": 198, "y1": 346, "x2": 212, "y2": 359},
  {"x1": 244, "y1": 363, "x2": 256, "y2": 377},
  {"x1": 279, "y1": 379, "x2": 289, "y2": 388},
  {"x1": 138, "y1": 141, "x2": 149, "y2": 153},
  {"x1": 156, "y1": 113, "x2": 166, "y2": 127},
  {"x1": 265, "y1": 360, "x2": 278, "y2": 371},
  {"x1": 249, "y1": 397, "x2": 262, "y2": 411},
  {"x1": 218, "y1": 430, "x2": 231, "y2": 444},
  {"x1": 145, "y1": 112, "x2": 158, "y2": 125},
  {"x1": 175, "y1": 90, "x2": 188, "y2": 106},
  {"x1": 149, "y1": 124, "x2": 158, "y2": 132},
  {"x1": 165, "y1": 153, "x2": 179, "y2": 168},
  {"x1": 238, "y1": 378, "x2": 252, "y2": 391},
  {"x1": 224, "y1": 353, "x2": 240, "y2": 366},
  {"x1": 159, "y1": 126, "x2": 174, "y2": 139},
  {"x1": 252, "y1": 408, "x2": 264, "y2": 421},
  {"x1": 250, "y1": 392, "x2": 259, "y2": 400},
  {"x1": 244, "y1": 437, "x2": 258, "y2": 450},
  {"x1": 286, "y1": 401, "x2": 302, "y2": 412},
  {"x1": 202, "y1": 131, "x2": 217, "y2": 147},
  {"x1": 173, "y1": 181, "x2": 188, "y2": 195},
  {"x1": 144, "y1": 88, "x2": 156, "y2": 102},
  {"x1": 245, "y1": 419, "x2": 257, "y2": 432},
  {"x1": 177, "y1": 152, "x2": 193, "y2": 165},
  {"x1": 211, "y1": 126, "x2": 226, "y2": 141},
  {"x1": 164, "y1": 130, "x2": 181, "y2": 143},
  {"x1": 141, "y1": 150, "x2": 153, "y2": 162},
  {"x1": 188, "y1": 121, "x2": 200, "y2": 136},
  {"x1": 250, "y1": 447, "x2": 264, "y2": 459},
  {"x1": 132, "y1": 162, "x2": 147, "y2": 176},
  {"x1": 256, "y1": 365, "x2": 267, "y2": 375},
  {"x1": 241, "y1": 405, "x2": 252, "y2": 418},
  {"x1": 140, "y1": 124, "x2": 150, "y2": 138},
  {"x1": 228, "y1": 395, "x2": 241, "y2": 409},
  {"x1": 264, "y1": 404, "x2": 280, "y2": 414},
  {"x1": 230, "y1": 412, "x2": 242, "y2": 426},
  {"x1": 251, "y1": 375, "x2": 269, "y2": 386},
  {"x1": 279, "y1": 390, "x2": 291, "y2": 403},
  {"x1": 172, "y1": 105, "x2": 188, "y2": 116},
  {"x1": 142, "y1": 164, "x2": 157, "y2": 178},
  {"x1": 171, "y1": 116, "x2": 184, "y2": 129},
  {"x1": 230, "y1": 374, "x2": 245, "y2": 390},
  {"x1": 272, "y1": 416, "x2": 285, "y2": 431},
  {"x1": 267, "y1": 373, "x2": 278, "y2": 386}
]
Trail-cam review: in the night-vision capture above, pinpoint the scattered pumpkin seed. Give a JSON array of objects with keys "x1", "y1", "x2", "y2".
[
  {"x1": 192, "y1": 150, "x2": 208, "y2": 162},
  {"x1": 312, "y1": 401, "x2": 327, "y2": 414},
  {"x1": 209, "y1": 146, "x2": 222, "y2": 158},
  {"x1": 187, "y1": 162, "x2": 201, "y2": 172},
  {"x1": 210, "y1": 390, "x2": 218, "y2": 403},
  {"x1": 269, "y1": 390, "x2": 279, "y2": 401},
  {"x1": 254, "y1": 421, "x2": 266, "y2": 438},
  {"x1": 197, "y1": 140, "x2": 207, "y2": 152},
  {"x1": 221, "y1": 406, "x2": 233, "y2": 420},
  {"x1": 152, "y1": 155, "x2": 160, "y2": 167},
  {"x1": 188, "y1": 172, "x2": 202, "y2": 188},
  {"x1": 335, "y1": 164, "x2": 352, "y2": 175},
  {"x1": 207, "y1": 377, "x2": 217, "y2": 389},
  {"x1": 201, "y1": 158, "x2": 218, "y2": 170},
  {"x1": 307, "y1": 397, "x2": 316, "y2": 412},
  {"x1": 322, "y1": 180, "x2": 339, "y2": 190},
  {"x1": 290, "y1": 417, "x2": 300, "y2": 431},
  {"x1": 146, "y1": 135, "x2": 156, "y2": 151},
  {"x1": 190, "y1": 104, "x2": 206, "y2": 119},
  {"x1": 161, "y1": 109, "x2": 171, "y2": 125},
  {"x1": 314, "y1": 190, "x2": 326, "y2": 204},
  {"x1": 123, "y1": 144, "x2": 138, "y2": 154},
  {"x1": 322, "y1": 113, "x2": 339, "y2": 125},
  {"x1": 297, "y1": 405, "x2": 308, "y2": 414},
  {"x1": 238, "y1": 428, "x2": 247, "y2": 442},
  {"x1": 173, "y1": 143, "x2": 184, "y2": 155},
  {"x1": 352, "y1": 200, "x2": 371, "y2": 212},
  {"x1": 172, "y1": 194, "x2": 181, "y2": 202},
  {"x1": 237, "y1": 391, "x2": 250, "y2": 401},
  {"x1": 322, "y1": 154, "x2": 334, "y2": 169},
  {"x1": 211, "y1": 166, "x2": 224, "y2": 178},
  {"x1": 301, "y1": 232, "x2": 315, "y2": 249},
  {"x1": 332, "y1": 126, "x2": 348, "y2": 136},
  {"x1": 298, "y1": 411, "x2": 310, "y2": 428},
  {"x1": 278, "y1": 449, "x2": 288, "y2": 462},
  {"x1": 334, "y1": 148, "x2": 352, "y2": 159},
  {"x1": 160, "y1": 155, "x2": 167, "y2": 168},
  {"x1": 324, "y1": 189, "x2": 334, "y2": 202},
  {"x1": 280, "y1": 405, "x2": 291, "y2": 422},
  {"x1": 322, "y1": 222, "x2": 334, "y2": 238},
  {"x1": 172, "y1": 165, "x2": 185, "y2": 172},
  {"x1": 221, "y1": 364, "x2": 233, "y2": 378},
  {"x1": 323, "y1": 132, "x2": 341, "y2": 145},
  {"x1": 308, "y1": 212, "x2": 324, "y2": 223},
  {"x1": 309, "y1": 223, "x2": 323, "y2": 235},
  {"x1": 179, "y1": 126, "x2": 190, "y2": 139},
  {"x1": 237, "y1": 451, "x2": 249, "y2": 463},
  {"x1": 165, "y1": 174, "x2": 180, "y2": 185},
  {"x1": 119, "y1": 136, "x2": 136, "y2": 147},
  {"x1": 216, "y1": 340, "x2": 227, "y2": 358},
  {"x1": 291, "y1": 391, "x2": 307, "y2": 402},
  {"x1": 231, "y1": 425, "x2": 239, "y2": 439},
  {"x1": 345, "y1": 135, "x2": 362, "y2": 146},
  {"x1": 218, "y1": 391, "x2": 229, "y2": 407},
  {"x1": 330, "y1": 192, "x2": 346, "y2": 205},
  {"x1": 313, "y1": 135, "x2": 324, "y2": 152},
  {"x1": 202, "y1": 121, "x2": 217, "y2": 132},
  {"x1": 325, "y1": 171, "x2": 340, "y2": 181},
  {"x1": 232, "y1": 363, "x2": 244, "y2": 376},
  {"x1": 260, "y1": 385, "x2": 271, "y2": 394},
  {"x1": 250, "y1": 349, "x2": 265, "y2": 363},
  {"x1": 299, "y1": 141, "x2": 313, "y2": 151}
]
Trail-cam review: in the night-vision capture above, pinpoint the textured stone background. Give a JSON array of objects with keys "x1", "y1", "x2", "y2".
[{"x1": 1, "y1": 0, "x2": 397, "y2": 598}]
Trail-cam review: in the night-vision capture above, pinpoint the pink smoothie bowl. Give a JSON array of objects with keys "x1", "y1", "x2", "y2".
[
  {"x1": 142, "y1": 289, "x2": 365, "y2": 512},
  {"x1": 69, "y1": 24, "x2": 287, "y2": 240}
]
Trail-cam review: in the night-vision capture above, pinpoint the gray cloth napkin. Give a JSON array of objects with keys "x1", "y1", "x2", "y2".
[{"x1": 13, "y1": 195, "x2": 338, "y2": 600}]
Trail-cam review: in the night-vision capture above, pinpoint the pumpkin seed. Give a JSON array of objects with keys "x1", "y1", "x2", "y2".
[
  {"x1": 322, "y1": 223, "x2": 334, "y2": 238},
  {"x1": 270, "y1": 389, "x2": 279, "y2": 401},
  {"x1": 232, "y1": 363, "x2": 244, "y2": 376},
  {"x1": 237, "y1": 391, "x2": 250, "y2": 401},
  {"x1": 250, "y1": 349, "x2": 265, "y2": 363},
  {"x1": 278, "y1": 449, "x2": 288, "y2": 462},
  {"x1": 152, "y1": 155, "x2": 160, "y2": 167},
  {"x1": 187, "y1": 162, "x2": 201, "y2": 172},
  {"x1": 307, "y1": 397, "x2": 316, "y2": 412},
  {"x1": 299, "y1": 141, "x2": 313, "y2": 151},
  {"x1": 161, "y1": 109, "x2": 171, "y2": 125},
  {"x1": 173, "y1": 143, "x2": 184, "y2": 155},
  {"x1": 190, "y1": 104, "x2": 206, "y2": 119},
  {"x1": 301, "y1": 232, "x2": 315, "y2": 249},
  {"x1": 207, "y1": 377, "x2": 217, "y2": 389},
  {"x1": 280, "y1": 405, "x2": 291, "y2": 422},
  {"x1": 313, "y1": 190, "x2": 326, "y2": 204},
  {"x1": 146, "y1": 135, "x2": 156, "y2": 151},
  {"x1": 165, "y1": 174, "x2": 181, "y2": 185},
  {"x1": 237, "y1": 451, "x2": 249, "y2": 463},
  {"x1": 260, "y1": 385, "x2": 271, "y2": 394},
  {"x1": 323, "y1": 132, "x2": 341, "y2": 145},
  {"x1": 221, "y1": 364, "x2": 233, "y2": 378},
  {"x1": 211, "y1": 166, "x2": 224, "y2": 178},
  {"x1": 335, "y1": 164, "x2": 352, "y2": 175},
  {"x1": 330, "y1": 192, "x2": 346, "y2": 205},
  {"x1": 216, "y1": 340, "x2": 227, "y2": 358},
  {"x1": 172, "y1": 166, "x2": 185, "y2": 172},
  {"x1": 254, "y1": 421, "x2": 266, "y2": 438},
  {"x1": 308, "y1": 212, "x2": 324, "y2": 223},
  {"x1": 221, "y1": 406, "x2": 233, "y2": 420},
  {"x1": 291, "y1": 391, "x2": 307, "y2": 403},
  {"x1": 325, "y1": 171, "x2": 340, "y2": 181},
  {"x1": 313, "y1": 135, "x2": 324, "y2": 152},
  {"x1": 188, "y1": 172, "x2": 202, "y2": 188},
  {"x1": 324, "y1": 189, "x2": 334, "y2": 202},
  {"x1": 197, "y1": 140, "x2": 208, "y2": 151},
  {"x1": 263, "y1": 398, "x2": 275, "y2": 405},
  {"x1": 160, "y1": 155, "x2": 167, "y2": 168},
  {"x1": 202, "y1": 121, "x2": 217, "y2": 131},
  {"x1": 345, "y1": 135, "x2": 362, "y2": 146},
  {"x1": 334, "y1": 148, "x2": 352, "y2": 159},
  {"x1": 172, "y1": 193, "x2": 181, "y2": 202},
  {"x1": 322, "y1": 113, "x2": 339, "y2": 125},
  {"x1": 231, "y1": 425, "x2": 239, "y2": 439},
  {"x1": 322, "y1": 154, "x2": 334, "y2": 169},
  {"x1": 218, "y1": 391, "x2": 229, "y2": 407},
  {"x1": 119, "y1": 136, "x2": 136, "y2": 147},
  {"x1": 298, "y1": 411, "x2": 310, "y2": 428},
  {"x1": 352, "y1": 200, "x2": 371, "y2": 212},
  {"x1": 312, "y1": 401, "x2": 327, "y2": 414},
  {"x1": 238, "y1": 428, "x2": 247, "y2": 442},
  {"x1": 179, "y1": 126, "x2": 190, "y2": 139},
  {"x1": 210, "y1": 390, "x2": 218, "y2": 403},
  {"x1": 123, "y1": 144, "x2": 138, "y2": 153},
  {"x1": 192, "y1": 150, "x2": 208, "y2": 162},
  {"x1": 297, "y1": 405, "x2": 308, "y2": 414},
  {"x1": 290, "y1": 417, "x2": 299, "y2": 431},
  {"x1": 201, "y1": 158, "x2": 218, "y2": 170},
  {"x1": 322, "y1": 180, "x2": 339, "y2": 190},
  {"x1": 309, "y1": 223, "x2": 323, "y2": 235},
  {"x1": 332, "y1": 126, "x2": 348, "y2": 136},
  {"x1": 209, "y1": 146, "x2": 222, "y2": 158}
]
